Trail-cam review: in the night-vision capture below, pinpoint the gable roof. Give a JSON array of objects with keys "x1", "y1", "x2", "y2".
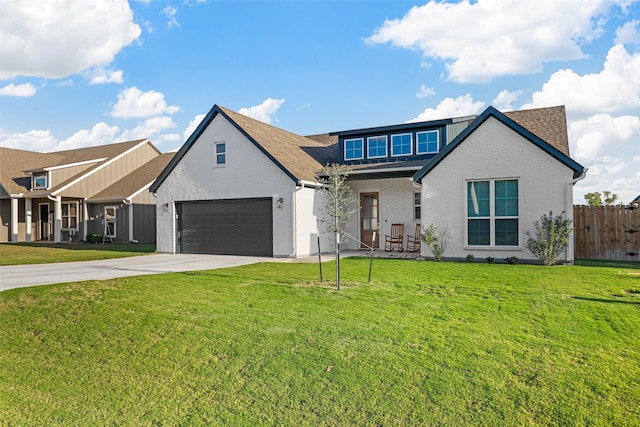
[
  {"x1": 151, "y1": 105, "x2": 331, "y2": 192},
  {"x1": 413, "y1": 106, "x2": 585, "y2": 182},
  {"x1": 0, "y1": 139, "x2": 154, "y2": 196},
  {"x1": 504, "y1": 105, "x2": 569, "y2": 156},
  {"x1": 89, "y1": 153, "x2": 175, "y2": 202},
  {"x1": 632, "y1": 194, "x2": 640, "y2": 205}
]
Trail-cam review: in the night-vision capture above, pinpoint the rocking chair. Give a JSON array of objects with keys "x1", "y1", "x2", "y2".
[
  {"x1": 406, "y1": 223, "x2": 421, "y2": 253},
  {"x1": 384, "y1": 223, "x2": 404, "y2": 252}
]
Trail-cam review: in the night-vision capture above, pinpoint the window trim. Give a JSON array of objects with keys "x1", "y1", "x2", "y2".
[
  {"x1": 367, "y1": 135, "x2": 388, "y2": 159},
  {"x1": 214, "y1": 141, "x2": 226, "y2": 166},
  {"x1": 61, "y1": 201, "x2": 79, "y2": 232},
  {"x1": 344, "y1": 137, "x2": 364, "y2": 161},
  {"x1": 465, "y1": 178, "x2": 520, "y2": 249},
  {"x1": 416, "y1": 130, "x2": 439, "y2": 155},
  {"x1": 390, "y1": 133, "x2": 413, "y2": 157},
  {"x1": 32, "y1": 172, "x2": 49, "y2": 190},
  {"x1": 413, "y1": 191, "x2": 421, "y2": 221}
]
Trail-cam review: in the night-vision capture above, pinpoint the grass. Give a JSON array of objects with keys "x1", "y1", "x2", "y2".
[
  {"x1": 0, "y1": 242, "x2": 156, "y2": 266},
  {"x1": 1, "y1": 259, "x2": 639, "y2": 426}
]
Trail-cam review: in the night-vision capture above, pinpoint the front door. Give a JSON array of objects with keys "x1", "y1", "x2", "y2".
[
  {"x1": 360, "y1": 192, "x2": 379, "y2": 248},
  {"x1": 39, "y1": 204, "x2": 50, "y2": 241}
]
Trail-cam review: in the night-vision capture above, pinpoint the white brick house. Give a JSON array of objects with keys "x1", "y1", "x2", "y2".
[
  {"x1": 413, "y1": 107, "x2": 586, "y2": 262},
  {"x1": 151, "y1": 104, "x2": 585, "y2": 261}
]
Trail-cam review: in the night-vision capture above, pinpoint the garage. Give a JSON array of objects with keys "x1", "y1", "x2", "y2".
[{"x1": 176, "y1": 198, "x2": 273, "y2": 256}]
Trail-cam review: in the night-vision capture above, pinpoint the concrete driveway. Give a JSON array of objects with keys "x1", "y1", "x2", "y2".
[{"x1": 0, "y1": 254, "x2": 271, "y2": 292}]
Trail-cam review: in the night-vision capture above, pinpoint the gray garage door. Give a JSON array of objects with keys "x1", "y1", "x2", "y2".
[{"x1": 177, "y1": 198, "x2": 273, "y2": 256}]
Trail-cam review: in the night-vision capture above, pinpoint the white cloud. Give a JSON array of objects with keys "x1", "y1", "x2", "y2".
[
  {"x1": 0, "y1": 0, "x2": 141, "y2": 80},
  {"x1": 110, "y1": 87, "x2": 180, "y2": 118},
  {"x1": 183, "y1": 113, "x2": 206, "y2": 139},
  {"x1": 162, "y1": 6, "x2": 180, "y2": 29},
  {"x1": 239, "y1": 98, "x2": 285, "y2": 124},
  {"x1": 366, "y1": 0, "x2": 623, "y2": 83},
  {"x1": 0, "y1": 129, "x2": 58, "y2": 152},
  {"x1": 85, "y1": 66, "x2": 124, "y2": 85},
  {"x1": 160, "y1": 133, "x2": 181, "y2": 143},
  {"x1": 615, "y1": 20, "x2": 640, "y2": 45},
  {"x1": 143, "y1": 116, "x2": 176, "y2": 131},
  {"x1": 57, "y1": 122, "x2": 122, "y2": 151},
  {"x1": 416, "y1": 85, "x2": 435, "y2": 99},
  {"x1": 0, "y1": 83, "x2": 36, "y2": 97},
  {"x1": 522, "y1": 44, "x2": 640, "y2": 115},
  {"x1": 492, "y1": 90, "x2": 524, "y2": 111},
  {"x1": 408, "y1": 94, "x2": 484, "y2": 122},
  {"x1": 570, "y1": 114, "x2": 640, "y2": 204}
]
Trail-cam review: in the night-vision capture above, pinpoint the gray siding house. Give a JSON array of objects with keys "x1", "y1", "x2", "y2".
[{"x1": 0, "y1": 140, "x2": 174, "y2": 244}]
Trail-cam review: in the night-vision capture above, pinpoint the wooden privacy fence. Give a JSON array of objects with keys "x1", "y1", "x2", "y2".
[{"x1": 573, "y1": 205, "x2": 640, "y2": 261}]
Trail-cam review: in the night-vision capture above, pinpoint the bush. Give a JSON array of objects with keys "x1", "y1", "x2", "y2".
[
  {"x1": 525, "y1": 211, "x2": 573, "y2": 266},
  {"x1": 486, "y1": 256, "x2": 494, "y2": 264},
  {"x1": 86, "y1": 233, "x2": 104, "y2": 243},
  {"x1": 466, "y1": 254, "x2": 475, "y2": 263},
  {"x1": 421, "y1": 223, "x2": 451, "y2": 262},
  {"x1": 506, "y1": 256, "x2": 519, "y2": 265}
]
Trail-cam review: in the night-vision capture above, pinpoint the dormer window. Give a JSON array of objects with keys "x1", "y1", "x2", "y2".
[
  {"x1": 344, "y1": 138, "x2": 364, "y2": 161},
  {"x1": 367, "y1": 136, "x2": 387, "y2": 159},
  {"x1": 416, "y1": 130, "x2": 439, "y2": 154},
  {"x1": 391, "y1": 133, "x2": 413, "y2": 156},
  {"x1": 32, "y1": 172, "x2": 48, "y2": 190}
]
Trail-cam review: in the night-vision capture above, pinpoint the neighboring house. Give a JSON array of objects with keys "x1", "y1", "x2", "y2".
[
  {"x1": 151, "y1": 104, "x2": 586, "y2": 262},
  {"x1": 631, "y1": 194, "x2": 640, "y2": 206},
  {"x1": 0, "y1": 140, "x2": 174, "y2": 244}
]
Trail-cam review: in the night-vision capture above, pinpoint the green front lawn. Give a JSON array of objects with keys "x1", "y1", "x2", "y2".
[
  {"x1": 0, "y1": 242, "x2": 155, "y2": 266},
  {"x1": 1, "y1": 259, "x2": 638, "y2": 425}
]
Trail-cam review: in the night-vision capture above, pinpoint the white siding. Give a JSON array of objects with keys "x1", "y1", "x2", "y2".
[
  {"x1": 155, "y1": 114, "x2": 295, "y2": 256},
  {"x1": 421, "y1": 116, "x2": 576, "y2": 262},
  {"x1": 345, "y1": 178, "x2": 419, "y2": 250}
]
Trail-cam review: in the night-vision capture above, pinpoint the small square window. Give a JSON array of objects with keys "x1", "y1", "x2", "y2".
[
  {"x1": 367, "y1": 136, "x2": 387, "y2": 159},
  {"x1": 344, "y1": 138, "x2": 364, "y2": 160},
  {"x1": 214, "y1": 142, "x2": 226, "y2": 166},
  {"x1": 32, "y1": 172, "x2": 47, "y2": 190},
  {"x1": 391, "y1": 133, "x2": 412, "y2": 156},
  {"x1": 416, "y1": 131, "x2": 439, "y2": 154}
]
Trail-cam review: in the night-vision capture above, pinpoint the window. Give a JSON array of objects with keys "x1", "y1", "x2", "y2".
[
  {"x1": 214, "y1": 142, "x2": 226, "y2": 165},
  {"x1": 344, "y1": 138, "x2": 364, "y2": 160},
  {"x1": 367, "y1": 136, "x2": 387, "y2": 159},
  {"x1": 413, "y1": 192, "x2": 421, "y2": 221},
  {"x1": 104, "y1": 206, "x2": 116, "y2": 237},
  {"x1": 467, "y1": 179, "x2": 519, "y2": 246},
  {"x1": 391, "y1": 133, "x2": 412, "y2": 156},
  {"x1": 416, "y1": 130, "x2": 439, "y2": 154},
  {"x1": 61, "y1": 202, "x2": 78, "y2": 231},
  {"x1": 32, "y1": 172, "x2": 48, "y2": 190}
]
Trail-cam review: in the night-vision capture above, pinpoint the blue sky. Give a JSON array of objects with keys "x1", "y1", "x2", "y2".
[{"x1": 1, "y1": 0, "x2": 639, "y2": 203}]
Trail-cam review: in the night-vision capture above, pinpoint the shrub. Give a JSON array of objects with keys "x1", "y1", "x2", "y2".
[
  {"x1": 506, "y1": 256, "x2": 519, "y2": 265},
  {"x1": 86, "y1": 233, "x2": 104, "y2": 243},
  {"x1": 421, "y1": 223, "x2": 451, "y2": 262},
  {"x1": 525, "y1": 211, "x2": 573, "y2": 266},
  {"x1": 486, "y1": 257, "x2": 494, "y2": 264},
  {"x1": 466, "y1": 254, "x2": 475, "y2": 263}
]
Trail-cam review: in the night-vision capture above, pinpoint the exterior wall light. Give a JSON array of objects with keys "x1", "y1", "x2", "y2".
[{"x1": 277, "y1": 198, "x2": 283, "y2": 209}]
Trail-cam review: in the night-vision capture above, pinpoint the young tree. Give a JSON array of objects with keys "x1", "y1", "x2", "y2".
[
  {"x1": 421, "y1": 223, "x2": 451, "y2": 261},
  {"x1": 525, "y1": 211, "x2": 573, "y2": 266},
  {"x1": 319, "y1": 164, "x2": 358, "y2": 290}
]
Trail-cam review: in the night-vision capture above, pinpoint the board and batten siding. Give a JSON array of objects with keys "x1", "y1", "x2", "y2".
[
  {"x1": 420, "y1": 116, "x2": 576, "y2": 262},
  {"x1": 49, "y1": 163, "x2": 95, "y2": 188},
  {"x1": 59, "y1": 143, "x2": 159, "y2": 199},
  {"x1": 154, "y1": 114, "x2": 295, "y2": 256}
]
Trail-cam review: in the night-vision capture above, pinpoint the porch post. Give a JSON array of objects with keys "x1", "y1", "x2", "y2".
[
  {"x1": 10, "y1": 197, "x2": 18, "y2": 242},
  {"x1": 82, "y1": 200, "x2": 88, "y2": 242},
  {"x1": 53, "y1": 196, "x2": 62, "y2": 243},
  {"x1": 129, "y1": 202, "x2": 134, "y2": 242},
  {"x1": 25, "y1": 198, "x2": 32, "y2": 242}
]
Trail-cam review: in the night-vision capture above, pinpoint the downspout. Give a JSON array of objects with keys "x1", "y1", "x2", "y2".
[{"x1": 565, "y1": 168, "x2": 588, "y2": 264}]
